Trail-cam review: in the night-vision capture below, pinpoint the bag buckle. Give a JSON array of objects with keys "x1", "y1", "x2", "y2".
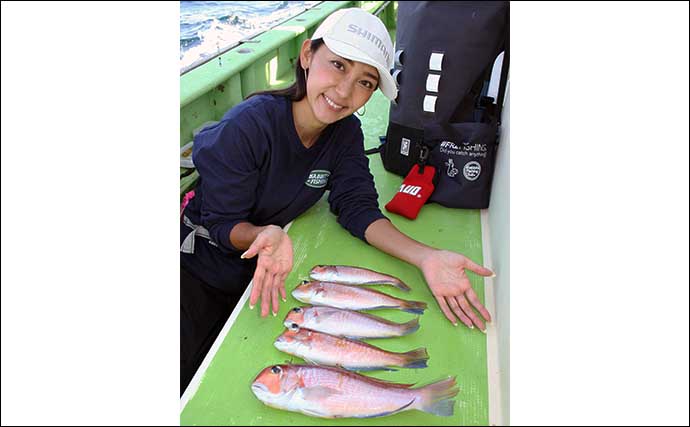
[{"x1": 417, "y1": 145, "x2": 430, "y2": 173}]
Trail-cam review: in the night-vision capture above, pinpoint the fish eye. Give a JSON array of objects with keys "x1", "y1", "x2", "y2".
[
  {"x1": 300, "y1": 280, "x2": 309, "y2": 285},
  {"x1": 271, "y1": 366, "x2": 282, "y2": 374},
  {"x1": 289, "y1": 323, "x2": 300, "y2": 330},
  {"x1": 292, "y1": 307, "x2": 302, "y2": 313}
]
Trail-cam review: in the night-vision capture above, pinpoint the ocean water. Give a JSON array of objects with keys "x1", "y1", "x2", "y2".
[{"x1": 180, "y1": 1, "x2": 321, "y2": 72}]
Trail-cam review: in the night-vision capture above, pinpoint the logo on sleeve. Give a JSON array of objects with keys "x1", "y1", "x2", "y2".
[{"x1": 305, "y1": 170, "x2": 331, "y2": 188}]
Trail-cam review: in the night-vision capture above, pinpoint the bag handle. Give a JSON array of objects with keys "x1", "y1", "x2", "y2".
[{"x1": 495, "y1": 6, "x2": 510, "y2": 128}]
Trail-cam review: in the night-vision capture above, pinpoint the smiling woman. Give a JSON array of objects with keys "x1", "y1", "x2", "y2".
[
  {"x1": 180, "y1": 6, "x2": 493, "y2": 398},
  {"x1": 180, "y1": 7, "x2": 400, "y2": 394}
]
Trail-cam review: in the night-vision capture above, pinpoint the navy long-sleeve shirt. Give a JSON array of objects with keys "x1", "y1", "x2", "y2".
[{"x1": 180, "y1": 94, "x2": 387, "y2": 293}]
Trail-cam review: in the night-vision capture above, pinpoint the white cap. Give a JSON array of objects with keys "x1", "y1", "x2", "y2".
[{"x1": 312, "y1": 8, "x2": 398, "y2": 100}]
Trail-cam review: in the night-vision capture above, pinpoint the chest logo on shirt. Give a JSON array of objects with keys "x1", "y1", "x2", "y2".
[{"x1": 305, "y1": 170, "x2": 331, "y2": 188}]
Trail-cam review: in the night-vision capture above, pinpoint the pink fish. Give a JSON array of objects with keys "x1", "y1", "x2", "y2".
[
  {"x1": 292, "y1": 281, "x2": 427, "y2": 314},
  {"x1": 284, "y1": 305, "x2": 420, "y2": 339},
  {"x1": 251, "y1": 364, "x2": 459, "y2": 418},
  {"x1": 274, "y1": 324, "x2": 428, "y2": 371},
  {"x1": 310, "y1": 265, "x2": 411, "y2": 292}
]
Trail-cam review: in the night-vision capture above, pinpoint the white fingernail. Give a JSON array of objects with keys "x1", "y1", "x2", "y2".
[
  {"x1": 470, "y1": 325, "x2": 474, "y2": 329},
  {"x1": 249, "y1": 304, "x2": 254, "y2": 310},
  {"x1": 282, "y1": 298, "x2": 287, "y2": 303},
  {"x1": 453, "y1": 323, "x2": 458, "y2": 327},
  {"x1": 489, "y1": 273, "x2": 496, "y2": 278}
]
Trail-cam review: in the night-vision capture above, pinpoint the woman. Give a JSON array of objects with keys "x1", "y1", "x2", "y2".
[{"x1": 180, "y1": 8, "x2": 493, "y2": 394}]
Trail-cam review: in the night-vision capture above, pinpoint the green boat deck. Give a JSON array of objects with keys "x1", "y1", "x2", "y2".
[
  {"x1": 180, "y1": 89, "x2": 494, "y2": 425},
  {"x1": 179, "y1": 1, "x2": 506, "y2": 424}
]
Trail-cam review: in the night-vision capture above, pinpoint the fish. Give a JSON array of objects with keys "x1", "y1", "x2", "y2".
[
  {"x1": 284, "y1": 305, "x2": 420, "y2": 339},
  {"x1": 310, "y1": 265, "x2": 411, "y2": 292},
  {"x1": 291, "y1": 281, "x2": 427, "y2": 314},
  {"x1": 251, "y1": 364, "x2": 459, "y2": 418},
  {"x1": 274, "y1": 324, "x2": 429, "y2": 371}
]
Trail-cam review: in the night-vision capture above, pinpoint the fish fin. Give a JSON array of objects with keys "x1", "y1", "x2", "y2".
[
  {"x1": 343, "y1": 335, "x2": 364, "y2": 340},
  {"x1": 399, "y1": 317, "x2": 421, "y2": 336},
  {"x1": 299, "y1": 408, "x2": 333, "y2": 419},
  {"x1": 418, "y1": 377, "x2": 459, "y2": 417},
  {"x1": 365, "y1": 305, "x2": 398, "y2": 311},
  {"x1": 400, "y1": 300, "x2": 427, "y2": 314},
  {"x1": 400, "y1": 347, "x2": 429, "y2": 369},
  {"x1": 335, "y1": 362, "x2": 397, "y2": 372},
  {"x1": 420, "y1": 398, "x2": 456, "y2": 417},
  {"x1": 344, "y1": 335, "x2": 379, "y2": 341},
  {"x1": 360, "y1": 281, "x2": 394, "y2": 286},
  {"x1": 354, "y1": 399, "x2": 416, "y2": 418},
  {"x1": 311, "y1": 307, "x2": 339, "y2": 323},
  {"x1": 349, "y1": 366, "x2": 398, "y2": 372},
  {"x1": 300, "y1": 386, "x2": 342, "y2": 401},
  {"x1": 362, "y1": 280, "x2": 411, "y2": 292},
  {"x1": 403, "y1": 360, "x2": 428, "y2": 369},
  {"x1": 366, "y1": 280, "x2": 411, "y2": 292},
  {"x1": 302, "y1": 357, "x2": 321, "y2": 366},
  {"x1": 359, "y1": 376, "x2": 416, "y2": 389}
]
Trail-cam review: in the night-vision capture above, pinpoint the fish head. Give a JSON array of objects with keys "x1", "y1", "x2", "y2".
[
  {"x1": 291, "y1": 281, "x2": 322, "y2": 303},
  {"x1": 309, "y1": 265, "x2": 330, "y2": 279},
  {"x1": 283, "y1": 306, "x2": 306, "y2": 328},
  {"x1": 251, "y1": 365, "x2": 300, "y2": 406},
  {"x1": 274, "y1": 324, "x2": 311, "y2": 353}
]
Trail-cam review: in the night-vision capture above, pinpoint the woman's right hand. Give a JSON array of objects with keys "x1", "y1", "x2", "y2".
[{"x1": 241, "y1": 225, "x2": 293, "y2": 317}]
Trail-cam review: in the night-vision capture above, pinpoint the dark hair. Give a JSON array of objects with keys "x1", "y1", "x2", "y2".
[{"x1": 246, "y1": 39, "x2": 325, "y2": 101}]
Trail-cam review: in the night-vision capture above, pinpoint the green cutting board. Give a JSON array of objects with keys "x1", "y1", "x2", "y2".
[{"x1": 181, "y1": 91, "x2": 488, "y2": 426}]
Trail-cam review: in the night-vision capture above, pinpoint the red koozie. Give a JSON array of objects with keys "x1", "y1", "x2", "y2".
[{"x1": 385, "y1": 165, "x2": 436, "y2": 219}]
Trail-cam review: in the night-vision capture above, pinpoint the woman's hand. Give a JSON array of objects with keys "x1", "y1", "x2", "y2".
[
  {"x1": 419, "y1": 249, "x2": 494, "y2": 331},
  {"x1": 241, "y1": 225, "x2": 293, "y2": 317}
]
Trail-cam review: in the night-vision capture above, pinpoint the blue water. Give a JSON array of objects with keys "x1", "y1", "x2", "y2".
[{"x1": 180, "y1": 1, "x2": 321, "y2": 72}]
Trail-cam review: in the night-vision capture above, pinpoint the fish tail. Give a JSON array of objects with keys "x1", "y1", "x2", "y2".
[
  {"x1": 400, "y1": 347, "x2": 429, "y2": 369},
  {"x1": 398, "y1": 317, "x2": 421, "y2": 336},
  {"x1": 400, "y1": 300, "x2": 427, "y2": 314},
  {"x1": 417, "y1": 376, "x2": 459, "y2": 416}
]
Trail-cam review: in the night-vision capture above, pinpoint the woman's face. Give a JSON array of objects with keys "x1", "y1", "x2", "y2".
[{"x1": 301, "y1": 41, "x2": 379, "y2": 125}]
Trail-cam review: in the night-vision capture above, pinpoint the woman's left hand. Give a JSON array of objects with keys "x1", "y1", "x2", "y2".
[{"x1": 419, "y1": 249, "x2": 494, "y2": 331}]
